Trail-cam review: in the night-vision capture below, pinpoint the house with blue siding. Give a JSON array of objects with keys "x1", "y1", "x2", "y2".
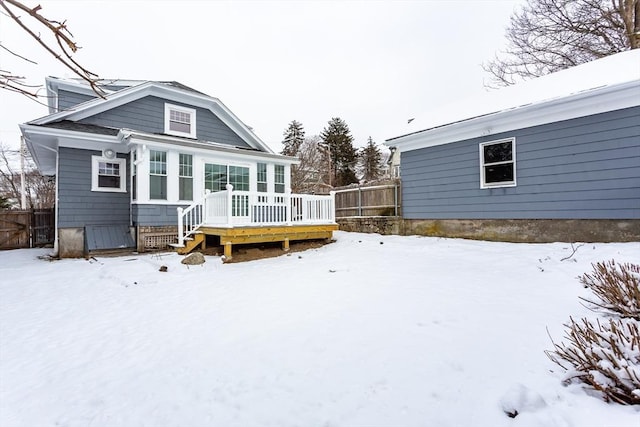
[
  {"x1": 385, "y1": 50, "x2": 640, "y2": 242},
  {"x1": 20, "y1": 78, "x2": 336, "y2": 258}
]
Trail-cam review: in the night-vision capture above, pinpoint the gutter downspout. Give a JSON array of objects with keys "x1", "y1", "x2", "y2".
[{"x1": 52, "y1": 148, "x2": 59, "y2": 257}]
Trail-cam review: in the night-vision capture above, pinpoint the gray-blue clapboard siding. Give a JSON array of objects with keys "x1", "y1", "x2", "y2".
[
  {"x1": 132, "y1": 204, "x2": 187, "y2": 226},
  {"x1": 57, "y1": 147, "x2": 131, "y2": 227},
  {"x1": 57, "y1": 90, "x2": 97, "y2": 111},
  {"x1": 400, "y1": 106, "x2": 640, "y2": 220},
  {"x1": 78, "y1": 96, "x2": 250, "y2": 148}
]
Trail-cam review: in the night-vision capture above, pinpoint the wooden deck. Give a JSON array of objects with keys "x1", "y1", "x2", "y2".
[{"x1": 176, "y1": 223, "x2": 339, "y2": 260}]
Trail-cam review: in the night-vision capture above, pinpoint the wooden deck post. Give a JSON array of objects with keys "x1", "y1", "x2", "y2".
[
  {"x1": 224, "y1": 241, "x2": 233, "y2": 260},
  {"x1": 283, "y1": 237, "x2": 290, "y2": 252}
]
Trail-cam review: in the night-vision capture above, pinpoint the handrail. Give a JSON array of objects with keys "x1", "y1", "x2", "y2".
[
  {"x1": 176, "y1": 191, "x2": 208, "y2": 247},
  {"x1": 176, "y1": 186, "x2": 336, "y2": 245}
]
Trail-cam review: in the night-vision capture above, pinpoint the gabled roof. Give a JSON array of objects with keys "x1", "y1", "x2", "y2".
[
  {"x1": 387, "y1": 49, "x2": 640, "y2": 151},
  {"x1": 39, "y1": 77, "x2": 273, "y2": 154}
]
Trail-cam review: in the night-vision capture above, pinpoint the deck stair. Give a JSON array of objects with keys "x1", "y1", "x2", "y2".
[{"x1": 170, "y1": 231, "x2": 205, "y2": 254}]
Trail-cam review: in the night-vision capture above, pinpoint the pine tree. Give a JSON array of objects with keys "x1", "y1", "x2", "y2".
[
  {"x1": 0, "y1": 194, "x2": 11, "y2": 209},
  {"x1": 359, "y1": 136, "x2": 383, "y2": 183},
  {"x1": 281, "y1": 120, "x2": 305, "y2": 156},
  {"x1": 319, "y1": 117, "x2": 358, "y2": 187}
]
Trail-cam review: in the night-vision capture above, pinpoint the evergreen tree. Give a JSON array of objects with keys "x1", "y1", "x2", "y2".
[
  {"x1": 281, "y1": 120, "x2": 305, "y2": 156},
  {"x1": 359, "y1": 136, "x2": 383, "y2": 183},
  {"x1": 319, "y1": 117, "x2": 358, "y2": 187},
  {"x1": 0, "y1": 194, "x2": 11, "y2": 210}
]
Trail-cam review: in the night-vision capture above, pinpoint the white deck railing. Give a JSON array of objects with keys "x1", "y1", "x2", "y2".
[{"x1": 176, "y1": 185, "x2": 336, "y2": 246}]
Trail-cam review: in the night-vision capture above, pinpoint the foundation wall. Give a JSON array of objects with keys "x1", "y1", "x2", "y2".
[
  {"x1": 337, "y1": 218, "x2": 640, "y2": 242},
  {"x1": 58, "y1": 227, "x2": 85, "y2": 258}
]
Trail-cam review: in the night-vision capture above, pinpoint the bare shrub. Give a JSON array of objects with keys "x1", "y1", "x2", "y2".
[
  {"x1": 579, "y1": 261, "x2": 640, "y2": 320},
  {"x1": 547, "y1": 317, "x2": 640, "y2": 404}
]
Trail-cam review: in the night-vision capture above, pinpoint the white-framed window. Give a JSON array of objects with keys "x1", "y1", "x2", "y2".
[
  {"x1": 91, "y1": 155, "x2": 126, "y2": 192},
  {"x1": 164, "y1": 103, "x2": 197, "y2": 138},
  {"x1": 204, "y1": 163, "x2": 249, "y2": 192},
  {"x1": 257, "y1": 162, "x2": 268, "y2": 203},
  {"x1": 149, "y1": 150, "x2": 167, "y2": 200},
  {"x1": 204, "y1": 163, "x2": 227, "y2": 192},
  {"x1": 274, "y1": 164, "x2": 285, "y2": 194},
  {"x1": 257, "y1": 163, "x2": 267, "y2": 192},
  {"x1": 480, "y1": 138, "x2": 516, "y2": 188},
  {"x1": 179, "y1": 154, "x2": 193, "y2": 201}
]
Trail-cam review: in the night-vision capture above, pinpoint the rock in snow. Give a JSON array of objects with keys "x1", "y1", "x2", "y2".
[{"x1": 181, "y1": 252, "x2": 205, "y2": 265}]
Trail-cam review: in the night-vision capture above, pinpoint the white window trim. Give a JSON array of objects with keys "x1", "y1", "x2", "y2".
[
  {"x1": 164, "y1": 103, "x2": 197, "y2": 139},
  {"x1": 274, "y1": 164, "x2": 286, "y2": 193},
  {"x1": 91, "y1": 155, "x2": 127, "y2": 193},
  {"x1": 479, "y1": 137, "x2": 516, "y2": 189},
  {"x1": 178, "y1": 153, "x2": 193, "y2": 201}
]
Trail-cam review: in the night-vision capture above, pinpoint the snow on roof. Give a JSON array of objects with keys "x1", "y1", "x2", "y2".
[{"x1": 389, "y1": 49, "x2": 640, "y2": 142}]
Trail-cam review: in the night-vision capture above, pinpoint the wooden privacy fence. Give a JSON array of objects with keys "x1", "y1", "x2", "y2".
[
  {"x1": 0, "y1": 209, "x2": 55, "y2": 250},
  {"x1": 334, "y1": 184, "x2": 401, "y2": 217}
]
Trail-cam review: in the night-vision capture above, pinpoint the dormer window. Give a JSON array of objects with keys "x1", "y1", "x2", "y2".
[{"x1": 164, "y1": 103, "x2": 196, "y2": 138}]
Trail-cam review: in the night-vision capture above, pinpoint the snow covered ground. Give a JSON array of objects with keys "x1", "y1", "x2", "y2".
[{"x1": 1, "y1": 231, "x2": 638, "y2": 427}]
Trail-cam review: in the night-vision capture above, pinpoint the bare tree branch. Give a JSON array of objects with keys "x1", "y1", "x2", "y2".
[
  {"x1": 0, "y1": 41, "x2": 37, "y2": 64},
  {"x1": 0, "y1": 0, "x2": 104, "y2": 99},
  {"x1": 484, "y1": 0, "x2": 638, "y2": 87}
]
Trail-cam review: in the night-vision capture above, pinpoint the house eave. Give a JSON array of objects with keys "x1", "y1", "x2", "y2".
[
  {"x1": 121, "y1": 130, "x2": 299, "y2": 164},
  {"x1": 386, "y1": 80, "x2": 640, "y2": 152},
  {"x1": 19, "y1": 123, "x2": 125, "y2": 174},
  {"x1": 31, "y1": 81, "x2": 273, "y2": 154}
]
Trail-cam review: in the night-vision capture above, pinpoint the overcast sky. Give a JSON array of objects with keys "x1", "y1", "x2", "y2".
[{"x1": 0, "y1": 0, "x2": 524, "y2": 153}]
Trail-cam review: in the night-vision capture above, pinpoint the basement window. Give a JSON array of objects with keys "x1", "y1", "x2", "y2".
[
  {"x1": 480, "y1": 138, "x2": 516, "y2": 188},
  {"x1": 164, "y1": 103, "x2": 197, "y2": 138},
  {"x1": 91, "y1": 156, "x2": 126, "y2": 192}
]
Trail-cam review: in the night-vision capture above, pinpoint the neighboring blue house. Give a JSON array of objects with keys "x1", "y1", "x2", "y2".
[
  {"x1": 20, "y1": 78, "x2": 336, "y2": 258},
  {"x1": 385, "y1": 50, "x2": 640, "y2": 242}
]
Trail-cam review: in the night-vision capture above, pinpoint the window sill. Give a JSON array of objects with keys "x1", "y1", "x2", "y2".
[
  {"x1": 480, "y1": 182, "x2": 517, "y2": 189},
  {"x1": 91, "y1": 187, "x2": 127, "y2": 193}
]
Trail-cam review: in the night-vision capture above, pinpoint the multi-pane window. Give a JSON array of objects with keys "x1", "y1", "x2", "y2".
[
  {"x1": 149, "y1": 150, "x2": 167, "y2": 200},
  {"x1": 204, "y1": 163, "x2": 227, "y2": 192},
  {"x1": 91, "y1": 156, "x2": 126, "y2": 192},
  {"x1": 229, "y1": 166, "x2": 249, "y2": 191},
  {"x1": 204, "y1": 163, "x2": 249, "y2": 216},
  {"x1": 179, "y1": 154, "x2": 193, "y2": 200},
  {"x1": 257, "y1": 163, "x2": 268, "y2": 203},
  {"x1": 257, "y1": 163, "x2": 267, "y2": 192},
  {"x1": 204, "y1": 163, "x2": 250, "y2": 192},
  {"x1": 164, "y1": 103, "x2": 196, "y2": 138},
  {"x1": 480, "y1": 138, "x2": 516, "y2": 188},
  {"x1": 274, "y1": 164, "x2": 285, "y2": 193},
  {"x1": 98, "y1": 162, "x2": 121, "y2": 188},
  {"x1": 170, "y1": 110, "x2": 191, "y2": 134}
]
